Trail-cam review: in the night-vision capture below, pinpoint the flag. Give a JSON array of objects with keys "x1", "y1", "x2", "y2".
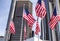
[
  {"x1": 24, "y1": 25, "x2": 26, "y2": 40},
  {"x1": 9, "y1": 21, "x2": 15, "y2": 34},
  {"x1": 23, "y1": 8, "x2": 36, "y2": 28},
  {"x1": 35, "y1": 0, "x2": 46, "y2": 18},
  {"x1": 49, "y1": 7, "x2": 60, "y2": 30},
  {"x1": 35, "y1": 21, "x2": 40, "y2": 35}
]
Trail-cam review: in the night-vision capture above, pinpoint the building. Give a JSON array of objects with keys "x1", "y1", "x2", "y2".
[
  {"x1": 5, "y1": 0, "x2": 33, "y2": 41},
  {"x1": 5, "y1": 0, "x2": 60, "y2": 41},
  {"x1": 0, "y1": 36, "x2": 4, "y2": 41},
  {"x1": 42, "y1": 0, "x2": 60, "y2": 41}
]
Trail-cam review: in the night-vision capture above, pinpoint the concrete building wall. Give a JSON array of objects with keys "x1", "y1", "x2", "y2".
[
  {"x1": 0, "y1": 36, "x2": 4, "y2": 41},
  {"x1": 5, "y1": 0, "x2": 60, "y2": 41},
  {"x1": 49, "y1": 0, "x2": 60, "y2": 41},
  {"x1": 5, "y1": 0, "x2": 32, "y2": 41},
  {"x1": 59, "y1": 0, "x2": 60, "y2": 12}
]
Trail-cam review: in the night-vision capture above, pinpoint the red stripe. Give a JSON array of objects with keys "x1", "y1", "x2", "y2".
[
  {"x1": 49, "y1": 15, "x2": 60, "y2": 30},
  {"x1": 9, "y1": 21, "x2": 15, "y2": 34},
  {"x1": 23, "y1": 9, "x2": 36, "y2": 28},
  {"x1": 27, "y1": 14, "x2": 36, "y2": 27},
  {"x1": 35, "y1": 1, "x2": 46, "y2": 18},
  {"x1": 35, "y1": 22, "x2": 40, "y2": 35}
]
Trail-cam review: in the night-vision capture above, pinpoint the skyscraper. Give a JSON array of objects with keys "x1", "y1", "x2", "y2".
[
  {"x1": 5, "y1": 0, "x2": 60, "y2": 41},
  {"x1": 5, "y1": 0, "x2": 32, "y2": 41}
]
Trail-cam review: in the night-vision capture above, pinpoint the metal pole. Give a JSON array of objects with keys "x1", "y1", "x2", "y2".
[
  {"x1": 25, "y1": 19, "x2": 27, "y2": 41},
  {"x1": 44, "y1": 0, "x2": 53, "y2": 41},
  {"x1": 37, "y1": 17, "x2": 39, "y2": 41},
  {"x1": 5, "y1": 0, "x2": 16, "y2": 41},
  {"x1": 20, "y1": 4, "x2": 25, "y2": 41},
  {"x1": 55, "y1": 0, "x2": 60, "y2": 41},
  {"x1": 51, "y1": 0, "x2": 57, "y2": 40},
  {"x1": 20, "y1": 14, "x2": 23, "y2": 41},
  {"x1": 42, "y1": 0, "x2": 44, "y2": 40},
  {"x1": 52, "y1": 0, "x2": 60, "y2": 41},
  {"x1": 55, "y1": 0, "x2": 60, "y2": 14},
  {"x1": 42, "y1": 19, "x2": 44, "y2": 40},
  {"x1": 40, "y1": 19, "x2": 43, "y2": 39}
]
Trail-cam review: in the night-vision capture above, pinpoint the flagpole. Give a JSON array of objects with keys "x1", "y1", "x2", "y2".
[
  {"x1": 42, "y1": 0, "x2": 44, "y2": 39},
  {"x1": 37, "y1": 17, "x2": 39, "y2": 41},
  {"x1": 42, "y1": 0, "x2": 45, "y2": 39},
  {"x1": 24, "y1": 17, "x2": 27, "y2": 41},
  {"x1": 42, "y1": 0, "x2": 46, "y2": 40},
  {"x1": 41, "y1": 18, "x2": 44, "y2": 40},
  {"x1": 25, "y1": 20, "x2": 26, "y2": 41},
  {"x1": 42, "y1": 0, "x2": 44, "y2": 40},
  {"x1": 20, "y1": 4, "x2": 25, "y2": 41}
]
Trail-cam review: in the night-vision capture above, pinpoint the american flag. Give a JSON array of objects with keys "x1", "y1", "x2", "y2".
[
  {"x1": 35, "y1": 0, "x2": 46, "y2": 18},
  {"x1": 35, "y1": 21, "x2": 40, "y2": 35},
  {"x1": 24, "y1": 25, "x2": 26, "y2": 40},
  {"x1": 49, "y1": 7, "x2": 60, "y2": 30},
  {"x1": 23, "y1": 8, "x2": 36, "y2": 28},
  {"x1": 9, "y1": 21, "x2": 15, "y2": 34}
]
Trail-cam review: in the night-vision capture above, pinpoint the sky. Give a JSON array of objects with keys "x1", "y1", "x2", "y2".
[
  {"x1": 0, "y1": 0, "x2": 12, "y2": 36},
  {"x1": 0, "y1": 0, "x2": 38, "y2": 36}
]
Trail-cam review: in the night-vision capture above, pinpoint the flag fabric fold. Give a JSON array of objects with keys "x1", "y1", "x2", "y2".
[
  {"x1": 35, "y1": 0, "x2": 46, "y2": 18},
  {"x1": 9, "y1": 21, "x2": 15, "y2": 34},
  {"x1": 35, "y1": 21, "x2": 40, "y2": 35},
  {"x1": 23, "y1": 8, "x2": 36, "y2": 28},
  {"x1": 49, "y1": 7, "x2": 60, "y2": 30}
]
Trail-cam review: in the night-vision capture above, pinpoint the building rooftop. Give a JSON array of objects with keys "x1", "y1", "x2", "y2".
[
  {"x1": 16, "y1": 0, "x2": 29, "y2": 1},
  {"x1": 0, "y1": 36, "x2": 4, "y2": 38}
]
